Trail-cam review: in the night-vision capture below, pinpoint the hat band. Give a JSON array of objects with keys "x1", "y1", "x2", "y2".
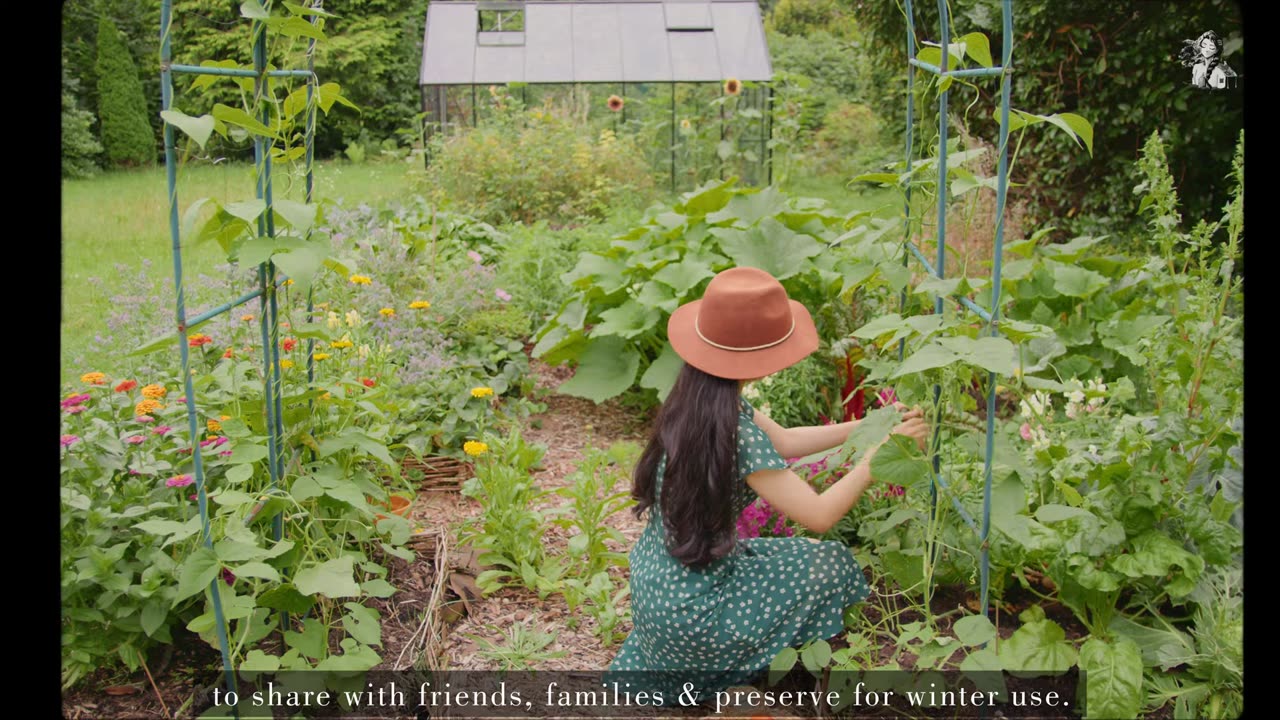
[{"x1": 694, "y1": 314, "x2": 796, "y2": 352}]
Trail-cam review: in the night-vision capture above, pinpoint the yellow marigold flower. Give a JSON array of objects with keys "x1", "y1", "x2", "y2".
[
  {"x1": 409, "y1": 300, "x2": 431, "y2": 310},
  {"x1": 463, "y1": 441, "x2": 489, "y2": 457},
  {"x1": 80, "y1": 371, "x2": 107, "y2": 385},
  {"x1": 135, "y1": 399, "x2": 164, "y2": 416},
  {"x1": 207, "y1": 419, "x2": 222, "y2": 432},
  {"x1": 331, "y1": 339, "x2": 354, "y2": 349},
  {"x1": 379, "y1": 307, "x2": 395, "y2": 317},
  {"x1": 314, "y1": 353, "x2": 331, "y2": 361},
  {"x1": 240, "y1": 313, "x2": 254, "y2": 322},
  {"x1": 280, "y1": 359, "x2": 295, "y2": 369},
  {"x1": 724, "y1": 77, "x2": 742, "y2": 96},
  {"x1": 141, "y1": 384, "x2": 167, "y2": 399},
  {"x1": 470, "y1": 386, "x2": 494, "y2": 398},
  {"x1": 349, "y1": 274, "x2": 372, "y2": 285}
]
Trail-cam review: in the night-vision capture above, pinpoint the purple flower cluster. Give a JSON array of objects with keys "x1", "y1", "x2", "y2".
[{"x1": 736, "y1": 498, "x2": 795, "y2": 539}]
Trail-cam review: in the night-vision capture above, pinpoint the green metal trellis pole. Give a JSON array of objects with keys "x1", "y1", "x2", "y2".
[
  {"x1": 900, "y1": 0, "x2": 1013, "y2": 625},
  {"x1": 161, "y1": 0, "x2": 320, "y2": 710}
]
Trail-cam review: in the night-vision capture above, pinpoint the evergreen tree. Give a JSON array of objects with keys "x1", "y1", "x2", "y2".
[
  {"x1": 62, "y1": 60, "x2": 103, "y2": 178},
  {"x1": 95, "y1": 15, "x2": 155, "y2": 166}
]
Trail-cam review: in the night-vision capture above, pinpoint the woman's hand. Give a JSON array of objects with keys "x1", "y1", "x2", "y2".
[
  {"x1": 889, "y1": 404, "x2": 929, "y2": 451},
  {"x1": 891, "y1": 415, "x2": 930, "y2": 451}
]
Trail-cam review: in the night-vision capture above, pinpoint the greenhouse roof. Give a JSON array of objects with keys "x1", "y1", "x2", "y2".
[{"x1": 419, "y1": 0, "x2": 773, "y2": 85}]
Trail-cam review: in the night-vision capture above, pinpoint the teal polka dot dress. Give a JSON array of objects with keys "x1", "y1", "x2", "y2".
[{"x1": 606, "y1": 397, "x2": 871, "y2": 698}]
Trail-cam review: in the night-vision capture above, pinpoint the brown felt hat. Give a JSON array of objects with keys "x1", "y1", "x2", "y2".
[{"x1": 667, "y1": 266, "x2": 819, "y2": 380}]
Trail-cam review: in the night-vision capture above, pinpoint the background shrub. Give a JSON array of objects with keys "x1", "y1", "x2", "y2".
[
  {"x1": 95, "y1": 16, "x2": 155, "y2": 167},
  {"x1": 424, "y1": 99, "x2": 656, "y2": 225}
]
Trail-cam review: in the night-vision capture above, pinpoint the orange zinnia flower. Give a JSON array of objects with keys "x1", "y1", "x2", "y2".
[{"x1": 114, "y1": 380, "x2": 138, "y2": 393}]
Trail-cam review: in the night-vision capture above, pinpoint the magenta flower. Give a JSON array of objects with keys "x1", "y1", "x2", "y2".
[
  {"x1": 60, "y1": 434, "x2": 80, "y2": 448},
  {"x1": 467, "y1": 250, "x2": 483, "y2": 264},
  {"x1": 65, "y1": 405, "x2": 88, "y2": 415},
  {"x1": 215, "y1": 436, "x2": 229, "y2": 447},
  {"x1": 188, "y1": 493, "x2": 197, "y2": 501},
  {"x1": 219, "y1": 450, "x2": 233, "y2": 457},
  {"x1": 126, "y1": 435, "x2": 146, "y2": 445},
  {"x1": 495, "y1": 288, "x2": 512, "y2": 302},
  {"x1": 165, "y1": 474, "x2": 194, "y2": 488},
  {"x1": 877, "y1": 387, "x2": 898, "y2": 408},
  {"x1": 128, "y1": 469, "x2": 141, "y2": 476},
  {"x1": 221, "y1": 568, "x2": 236, "y2": 586},
  {"x1": 152, "y1": 425, "x2": 172, "y2": 436},
  {"x1": 1019, "y1": 423, "x2": 1033, "y2": 441},
  {"x1": 61, "y1": 394, "x2": 92, "y2": 409}
]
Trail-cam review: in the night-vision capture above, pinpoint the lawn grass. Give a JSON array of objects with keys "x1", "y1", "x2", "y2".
[{"x1": 60, "y1": 159, "x2": 419, "y2": 376}]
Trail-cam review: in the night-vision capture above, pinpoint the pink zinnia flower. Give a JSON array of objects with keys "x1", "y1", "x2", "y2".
[
  {"x1": 1019, "y1": 423, "x2": 1033, "y2": 442},
  {"x1": 467, "y1": 250, "x2": 483, "y2": 264},
  {"x1": 136, "y1": 415, "x2": 155, "y2": 424},
  {"x1": 126, "y1": 435, "x2": 146, "y2": 445},
  {"x1": 128, "y1": 469, "x2": 141, "y2": 476},
  {"x1": 152, "y1": 426, "x2": 172, "y2": 436},
  {"x1": 61, "y1": 394, "x2": 92, "y2": 409},
  {"x1": 60, "y1": 434, "x2": 80, "y2": 448},
  {"x1": 165, "y1": 474, "x2": 194, "y2": 488},
  {"x1": 65, "y1": 405, "x2": 88, "y2": 414},
  {"x1": 495, "y1": 288, "x2": 512, "y2": 302}
]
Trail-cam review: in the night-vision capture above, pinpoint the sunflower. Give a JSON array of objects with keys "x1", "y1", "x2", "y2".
[
  {"x1": 607, "y1": 95, "x2": 624, "y2": 112},
  {"x1": 724, "y1": 77, "x2": 742, "y2": 96}
]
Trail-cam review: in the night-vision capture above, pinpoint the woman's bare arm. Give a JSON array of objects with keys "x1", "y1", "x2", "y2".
[
  {"x1": 753, "y1": 406, "x2": 923, "y2": 460},
  {"x1": 745, "y1": 416, "x2": 929, "y2": 534}
]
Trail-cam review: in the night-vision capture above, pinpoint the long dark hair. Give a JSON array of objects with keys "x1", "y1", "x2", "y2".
[{"x1": 632, "y1": 363, "x2": 741, "y2": 569}]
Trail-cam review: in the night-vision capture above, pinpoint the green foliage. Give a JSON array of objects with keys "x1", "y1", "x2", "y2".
[
  {"x1": 813, "y1": 102, "x2": 888, "y2": 179},
  {"x1": 766, "y1": 0, "x2": 854, "y2": 39},
  {"x1": 534, "y1": 179, "x2": 897, "y2": 405},
  {"x1": 459, "y1": 429, "x2": 554, "y2": 595},
  {"x1": 548, "y1": 445, "x2": 636, "y2": 580},
  {"x1": 62, "y1": 62, "x2": 103, "y2": 178},
  {"x1": 472, "y1": 621, "x2": 567, "y2": 670},
  {"x1": 425, "y1": 95, "x2": 656, "y2": 225},
  {"x1": 857, "y1": 0, "x2": 1243, "y2": 235},
  {"x1": 743, "y1": 353, "x2": 843, "y2": 427},
  {"x1": 95, "y1": 15, "x2": 155, "y2": 166}
]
